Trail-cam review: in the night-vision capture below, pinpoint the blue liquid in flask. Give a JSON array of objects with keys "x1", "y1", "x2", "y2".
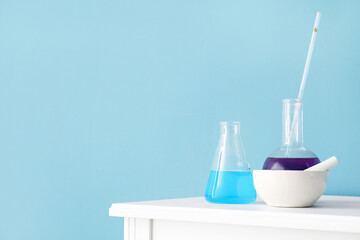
[{"x1": 205, "y1": 170, "x2": 257, "y2": 204}]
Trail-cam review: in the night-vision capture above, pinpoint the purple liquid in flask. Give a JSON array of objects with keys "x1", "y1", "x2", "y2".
[{"x1": 263, "y1": 157, "x2": 320, "y2": 170}]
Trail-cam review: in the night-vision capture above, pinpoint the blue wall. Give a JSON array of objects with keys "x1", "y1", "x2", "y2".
[{"x1": 1, "y1": 0, "x2": 359, "y2": 239}]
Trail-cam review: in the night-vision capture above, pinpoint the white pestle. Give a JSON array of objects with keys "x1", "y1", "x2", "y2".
[{"x1": 304, "y1": 156, "x2": 338, "y2": 171}]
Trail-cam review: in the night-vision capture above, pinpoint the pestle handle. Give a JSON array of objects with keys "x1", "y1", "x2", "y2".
[{"x1": 304, "y1": 156, "x2": 338, "y2": 171}]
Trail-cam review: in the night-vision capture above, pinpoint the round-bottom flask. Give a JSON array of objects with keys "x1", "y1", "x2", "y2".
[
  {"x1": 263, "y1": 99, "x2": 320, "y2": 170},
  {"x1": 205, "y1": 121, "x2": 257, "y2": 204}
]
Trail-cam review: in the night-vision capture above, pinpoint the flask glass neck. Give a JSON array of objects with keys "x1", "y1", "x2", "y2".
[
  {"x1": 213, "y1": 121, "x2": 249, "y2": 171},
  {"x1": 220, "y1": 121, "x2": 241, "y2": 135},
  {"x1": 282, "y1": 99, "x2": 304, "y2": 147}
]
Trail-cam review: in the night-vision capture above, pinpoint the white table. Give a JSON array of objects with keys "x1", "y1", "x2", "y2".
[{"x1": 109, "y1": 195, "x2": 360, "y2": 240}]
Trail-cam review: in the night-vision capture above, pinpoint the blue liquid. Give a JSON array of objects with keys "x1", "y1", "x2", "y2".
[{"x1": 205, "y1": 171, "x2": 257, "y2": 204}]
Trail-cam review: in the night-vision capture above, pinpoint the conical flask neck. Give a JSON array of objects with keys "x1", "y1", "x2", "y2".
[
  {"x1": 212, "y1": 122, "x2": 250, "y2": 171},
  {"x1": 220, "y1": 121, "x2": 241, "y2": 135}
]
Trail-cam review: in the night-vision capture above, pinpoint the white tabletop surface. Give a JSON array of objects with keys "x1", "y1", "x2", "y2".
[{"x1": 109, "y1": 195, "x2": 360, "y2": 233}]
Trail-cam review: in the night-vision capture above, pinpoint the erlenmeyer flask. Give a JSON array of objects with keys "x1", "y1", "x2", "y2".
[
  {"x1": 205, "y1": 121, "x2": 257, "y2": 204},
  {"x1": 263, "y1": 99, "x2": 320, "y2": 170}
]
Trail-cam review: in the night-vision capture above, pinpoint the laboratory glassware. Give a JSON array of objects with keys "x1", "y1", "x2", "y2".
[
  {"x1": 205, "y1": 121, "x2": 257, "y2": 204},
  {"x1": 263, "y1": 99, "x2": 320, "y2": 170}
]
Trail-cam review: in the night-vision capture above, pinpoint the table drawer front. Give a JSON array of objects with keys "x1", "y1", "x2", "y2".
[{"x1": 152, "y1": 219, "x2": 360, "y2": 240}]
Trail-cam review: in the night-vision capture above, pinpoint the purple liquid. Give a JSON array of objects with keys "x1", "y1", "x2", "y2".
[{"x1": 263, "y1": 157, "x2": 320, "y2": 170}]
